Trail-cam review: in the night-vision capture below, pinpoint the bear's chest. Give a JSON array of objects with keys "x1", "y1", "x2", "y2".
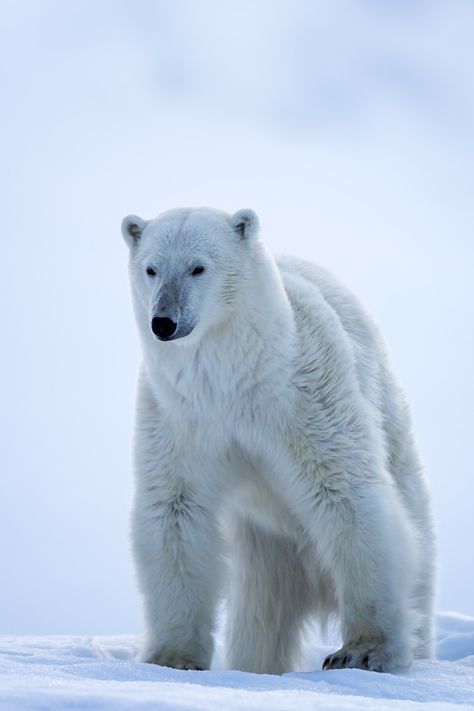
[{"x1": 156, "y1": 350, "x2": 292, "y2": 426}]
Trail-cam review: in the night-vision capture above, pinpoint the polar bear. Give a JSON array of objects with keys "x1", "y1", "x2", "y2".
[{"x1": 121, "y1": 207, "x2": 435, "y2": 675}]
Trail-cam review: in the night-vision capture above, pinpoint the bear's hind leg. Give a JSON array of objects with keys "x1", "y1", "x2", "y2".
[
  {"x1": 411, "y1": 528, "x2": 436, "y2": 659},
  {"x1": 225, "y1": 518, "x2": 312, "y2": 675},
  {"x1": 382, "y1": 382, "x2": 436, "y2": 659}
]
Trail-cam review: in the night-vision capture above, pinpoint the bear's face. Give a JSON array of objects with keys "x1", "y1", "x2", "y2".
[{"x1": 122, "y1": 207, "x2": 259, "y2": 344}]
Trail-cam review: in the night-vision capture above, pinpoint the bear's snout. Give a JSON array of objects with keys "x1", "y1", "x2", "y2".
[{"x1": 151, "y1": 317, "x2": 178, "y2": 340}]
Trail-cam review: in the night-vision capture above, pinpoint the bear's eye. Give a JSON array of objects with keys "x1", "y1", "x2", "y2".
[
  {"x1": 146, "y1": 267, "x2": 157, "y2": 277},
  {"x1": 191, "y1": 265, "x2": 205, "y2": 276}
]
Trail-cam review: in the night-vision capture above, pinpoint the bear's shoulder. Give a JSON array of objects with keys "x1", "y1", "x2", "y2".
[
  {"x1": 275, "y1": 254, "x2": 385, "y2": 369},
  {"x1": 276, "y1": 255, "x2": 356, "y2": 306}
]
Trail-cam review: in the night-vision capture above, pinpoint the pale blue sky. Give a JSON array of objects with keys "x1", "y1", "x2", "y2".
[{"x1": 1, "y1": 0, "x2": 473, "y2": 633}]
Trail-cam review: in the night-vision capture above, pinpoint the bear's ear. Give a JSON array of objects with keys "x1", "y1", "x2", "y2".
[
  {"x1": 230, "y1": 209, "x2": 259, "y2": 242},
  {"x1": 121, "y1": 215, "x2": 148, "y2": 248}
]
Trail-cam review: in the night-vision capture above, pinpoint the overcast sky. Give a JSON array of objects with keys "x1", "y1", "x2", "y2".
[{"x1": 1, "y1": 0, "x2": 473, "y2": 634}]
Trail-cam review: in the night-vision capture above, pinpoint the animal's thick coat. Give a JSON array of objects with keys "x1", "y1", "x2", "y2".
[{"x1": 122, "y1": 207, "x2": 435, "y2": 674}]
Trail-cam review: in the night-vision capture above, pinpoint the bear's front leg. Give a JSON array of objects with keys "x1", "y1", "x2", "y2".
[
  {"x1": 132, "y1": 376, "x2": 222, "y2": 670},
  {"x1": 310, "y1": 475, "x2": 418, "y2": 673},
  {"x1": 132, "y1": 483, "x2": 221, "y2": 670}
]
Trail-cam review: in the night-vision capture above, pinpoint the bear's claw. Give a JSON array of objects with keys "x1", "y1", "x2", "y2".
[{"x1": 322, "y1": 640, "x2": 407, "y2": 672}]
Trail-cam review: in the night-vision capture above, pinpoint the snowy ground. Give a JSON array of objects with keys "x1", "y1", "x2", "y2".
[{"x1": 1, "y1": 612, "x2": 473, "y2": 711}]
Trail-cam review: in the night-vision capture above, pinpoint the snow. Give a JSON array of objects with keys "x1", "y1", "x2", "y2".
[{"x1": 1, "y1": 613, "x2": 473, "y2": 711}]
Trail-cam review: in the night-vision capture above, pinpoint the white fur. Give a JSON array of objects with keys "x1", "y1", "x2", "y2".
[{"x1": 122, "y1": 207, "x2": 436, "y2": 674}]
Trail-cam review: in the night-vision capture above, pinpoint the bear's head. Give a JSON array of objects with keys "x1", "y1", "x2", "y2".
[{"x1": 121, "y1": 207, "x2": 260, "y2": 344}]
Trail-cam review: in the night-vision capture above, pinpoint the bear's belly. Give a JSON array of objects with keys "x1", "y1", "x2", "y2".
[
  {"x1": 230, "y1": 479, "x2": 301, "y2": 538},
  {"x1": 222, "y1": 444, "x2": 302, "y2": 540}
]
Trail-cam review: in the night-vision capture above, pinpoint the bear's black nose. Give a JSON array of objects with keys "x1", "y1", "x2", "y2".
[{"x1": 151, "y1": 317, "x2": 178, "y2": 340}]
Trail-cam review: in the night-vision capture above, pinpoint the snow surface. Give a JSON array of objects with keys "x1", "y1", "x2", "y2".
[{"x1": 1, "y1": 613, "x2": 473, "y2": 710}]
